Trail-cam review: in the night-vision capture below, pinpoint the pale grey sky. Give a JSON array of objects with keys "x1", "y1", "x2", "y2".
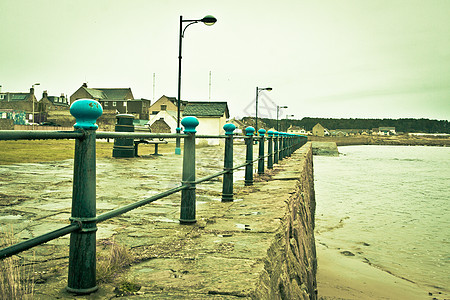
[{"x1": 1, "y1": 0, "x2": 449, "y2": 120}]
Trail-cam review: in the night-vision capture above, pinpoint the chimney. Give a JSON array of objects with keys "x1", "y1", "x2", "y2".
[
  {"x1": 82, "y1": 82, "x2": 88, "y2": 88},
  {"x1": 43, "y1": 90, "x2": 48, "y2": 98},
  {"x1": 30, "y1": 87, "x2": 34, "y2": 94}
]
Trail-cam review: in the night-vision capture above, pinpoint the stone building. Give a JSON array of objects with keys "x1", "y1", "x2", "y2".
[
  {"x1": 312, "y1": 123, "x2": 325, "y2": 137},
  {"x1": 0, "y1": 86, "x2": 39, "y2": 123},
  {"x1": 149, "y1": 95, "x2": 187, "y2": 116},
  {"x1": 70, "y1": 83, "x2": 150, "y2": 119}
]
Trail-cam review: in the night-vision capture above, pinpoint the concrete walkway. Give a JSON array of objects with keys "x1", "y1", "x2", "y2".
[{"x1": 0, "y1": 144, "x2": 314, "y2": 299}]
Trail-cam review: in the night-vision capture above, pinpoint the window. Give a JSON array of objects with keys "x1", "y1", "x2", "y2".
[
  {"x1": 160, "y1": 105, "x2": 167, "y2": 110},
  {"x1": 123, "y1": 102, "x2": 127, "y2": 107},
  {"x1": 0, "y1": 95, "x2": 5, "y2": 100},
  {"x1": 152, "y1": 111, "x2": 158, "y2": 115},
  {"x1": 113, "y1": 102, "x2": 117, "y2": 107},
  {"x1": 104, "y1": 102, "x2": 108, "y2": 107}
]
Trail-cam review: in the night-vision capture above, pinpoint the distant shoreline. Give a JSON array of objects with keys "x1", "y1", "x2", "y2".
[{"x1": 308, "y1": 134, "x2": 450, "y2": 147}]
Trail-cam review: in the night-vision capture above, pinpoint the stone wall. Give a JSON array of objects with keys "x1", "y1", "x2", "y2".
[
  {"x1": 0, "y1": 119, "x2": 14, "y2": 130},
  {"x1": 253, "y1": 144, "x2": 317, "y2": 299}
]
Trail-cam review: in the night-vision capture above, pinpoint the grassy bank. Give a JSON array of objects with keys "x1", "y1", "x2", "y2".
[
  {"x1": 308, "y1": 134, "x2": 450, "y2": 147},
  {"x1": 0, "y1": 140, "x2": 176, "y2": 165}
]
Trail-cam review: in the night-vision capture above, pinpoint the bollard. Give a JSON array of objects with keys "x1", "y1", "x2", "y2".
[
  {"x1": 274, "y1": 131, "x2": 279, "y2": 164},
  {"x1": 267, "y1": 130, "x2": 273, "y2": 169},
  {"x1": 112, "y1": 114, "x2": 135, "y2": 158},
  {"x1": 222, "y1": 123, "x2": 236, "y2": 202},
  {"x1": 180, "y1": 117, "x2": 198, "y2": 224},
  {"x1": 244, "y1": 126, "x2": 255, "y2": 186},
  {"x1": 257, "y1": 128, "x2": 266, "y2": 175},
  {"x1": 287, "y1": 134, "x2": 292, "y2": 157},
  {"x1": 67, "y1": 99, "x2": 102, "y2": 294},
  {"x1": 279, "y1": 132, "x2": 284, "y2": 161}
]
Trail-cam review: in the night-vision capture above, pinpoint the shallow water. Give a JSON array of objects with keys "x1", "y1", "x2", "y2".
[{"x1": 313, "y1": 145, "x2": 450, "y2": 292}]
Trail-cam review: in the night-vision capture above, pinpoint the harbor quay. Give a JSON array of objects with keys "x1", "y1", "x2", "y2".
[{"x1": 0, "y1": 143, "x2": 317, "y2": 299}]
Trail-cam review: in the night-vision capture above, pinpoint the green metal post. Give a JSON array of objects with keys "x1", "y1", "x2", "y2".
[
  {"x1": 222, "y1": 123, "x2": 236, "y2": 202},
  {"x1": 180, "y1": 117, "x2": 198, "y2": 224},
  {"x1": 67, "y1": 99, "x2": 103, "y2": 294},
  {"x1": 279, "y1": 132, "x2": 284, "y2": 161},
  {"x1": 274, "y1": 131, "x2": 279, "y2": 164},
  {"x1": 288, "y1": 134, "x2": 292, "y2": 157},
  {"x1": 244, "y1": 126, "x2": 255, "y2": 186},
  {"x1": 257, "y1": 128, "x2": 266, "y2": 175},
  {"x1": 267, "y1": 130, "x2": 273, "y2": 169}
]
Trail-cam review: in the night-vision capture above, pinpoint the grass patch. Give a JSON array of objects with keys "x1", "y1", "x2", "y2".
[
  {"x1": 0, "y1": 140, "x2": 176, "y2": 165},
  {"x1": 0, "y1": 226, "x2": 35, "y2": 300},
  {"x1": 96, "y1": 238, "x2": 134, "y2": 284}
]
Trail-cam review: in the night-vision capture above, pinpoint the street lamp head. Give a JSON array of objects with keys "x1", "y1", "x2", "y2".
[
  {"x1": 201, "y1": 15, "x2": 217, "y2": 26},
  {"x1": 265, "y1": 87, "x2": 273, "y2": 91}
]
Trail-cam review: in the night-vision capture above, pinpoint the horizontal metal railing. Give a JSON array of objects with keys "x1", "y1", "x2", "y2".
[{"x1": 0, "y1": 99, "x2": 307, "y2": 294}]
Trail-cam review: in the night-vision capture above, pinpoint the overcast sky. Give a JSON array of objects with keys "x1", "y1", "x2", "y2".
[{"x1": 1, "y1": 0, "x2": 449, "y2": 121}]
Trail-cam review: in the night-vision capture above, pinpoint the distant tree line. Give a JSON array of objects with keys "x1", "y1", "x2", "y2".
[{"x1": 246, "y1": 117, "x2": 449, "y2": 133}]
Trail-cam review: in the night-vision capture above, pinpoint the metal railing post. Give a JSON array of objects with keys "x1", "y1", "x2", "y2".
[
  {"x1": 222, "y1": 123, "x2": 236, "y2": 202},
  {"x1": 273, "y1": 131, "x2": 279, "y2": 164},
  {"x1": 279, "y1": 132, "x2": 284, "y2": 161},
  {"x1": 67, "y1": 99, "x2": 103, "y2": 294},
  {"x1": 180, "y1": 117, "x2": 199, "y2": 224},
  {"x1": 288, "y1": 134, "x2": 293, "y2": 157},
  {"x1": 267, "y1": 130, "x2": 273, "y2": 169},
  {"x1": 244, "y1": 126, "x2": 255, "y2": 186},
  {"x1": 257, "y1": 128, "x2": 266, "y2": 175}
]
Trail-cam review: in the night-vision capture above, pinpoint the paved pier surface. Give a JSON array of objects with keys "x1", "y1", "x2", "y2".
[{"x1": 0, "y1": 144, "x2": 316, "y2": 299}]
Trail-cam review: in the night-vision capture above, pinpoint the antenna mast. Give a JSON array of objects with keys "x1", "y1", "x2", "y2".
[{"x1": 209, "y1": 71, "x2": 212, "y2": 100}]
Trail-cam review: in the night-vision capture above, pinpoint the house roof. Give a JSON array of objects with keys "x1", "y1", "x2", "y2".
[
  {"x1": 95, "y1": 88, "x2": 133, "y2": 100},
  {"x1": 84, "y1": 88, "x2": 106, "y2": 99},
  {"x1": 47, "y1": 96, "x2": 69, "y2": 106},
  {"x1": 183, "y1": 102, "x2": 229, "y2": 118},
  {"x1": 82, "y1": 87, "x2": 133, "y2": 100},
  {"x1": 0, "y1": 93, "x2": 31, "y2": 101}
]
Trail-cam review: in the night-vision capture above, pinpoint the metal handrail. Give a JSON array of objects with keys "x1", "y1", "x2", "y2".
[{"x1": 0, "y1": 102, "x2": 307, "y2": 294}]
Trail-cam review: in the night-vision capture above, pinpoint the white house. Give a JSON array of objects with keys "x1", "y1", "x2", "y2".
[
  {"x1": 182, "y1": 101, "x2": 229, "y2": 145},
  {"x1": 147, "y1": 110, "x2": 177, "y2": 133}
]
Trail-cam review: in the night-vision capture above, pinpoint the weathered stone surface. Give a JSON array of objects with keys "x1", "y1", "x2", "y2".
[
  {"x1": 0, "y1": 143, "x2": 316, "y2": 299},
  {"x1": 311, "y1": 142, "x2": 339, "y2": 156}
]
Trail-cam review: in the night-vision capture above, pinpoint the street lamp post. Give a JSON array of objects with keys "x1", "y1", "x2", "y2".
[
  {"x1": 285, "y1": 114, "x2": 294, "y2": 132},
  {"x1": 32, "y1": 83, "x2": 40, "y2": 129},
  {"x1": 255, "y1": 87, "x2": 272, "y2": 133},
  {"x1": 176, "y1": 15, "x2": 217, "y2": 154},
  {"x1": 276, "y1": 105, "x2": 287, "y2": 131}
]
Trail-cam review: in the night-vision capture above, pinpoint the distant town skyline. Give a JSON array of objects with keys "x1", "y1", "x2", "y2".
[{"x1": 0, "y1": 0, "x2": 449, "y2": 121}]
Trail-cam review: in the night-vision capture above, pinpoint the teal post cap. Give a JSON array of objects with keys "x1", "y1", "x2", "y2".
[
  {"x1": 274, "y1": 131, "x2": 279, "y2": 136},
  {"x1": 245, "y1": 126, "x2": 255, "y2": 136},
  {"x1": 70, "y1": 99, "x2": 103, "y2": 130},
  {"x1": 181, "y1": 116, "x2": 199, "y2": 133},
  {"x1": 267, "y1": 130, "x2": 274, "y2": 137},
  {"x1": 223, "y1": 123, "x2": 236, "y2": 135},
  {"x1": 258, "y1": 128, "x2": 266, "y2": 136}
]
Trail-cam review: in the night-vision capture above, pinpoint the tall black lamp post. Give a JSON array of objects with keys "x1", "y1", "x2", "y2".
[
  {"x1": 255, "y1": 86, "x2": 272, "y2": 133},
  {"x1": 176, "y1": 15, "x2": 217, "y2": 154},
  {"x1": 276, "y1": 105, "x2": 287, "y2": 131}
]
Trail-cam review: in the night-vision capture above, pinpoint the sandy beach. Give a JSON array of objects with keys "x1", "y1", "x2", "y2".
[{"x1": 316, "y1": 242, "x2": 448, "y2": 300}]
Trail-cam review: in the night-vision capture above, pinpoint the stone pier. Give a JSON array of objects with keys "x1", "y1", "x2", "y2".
[{"x1": 0, "y1": 143, "x2": 316, "y2": 299}]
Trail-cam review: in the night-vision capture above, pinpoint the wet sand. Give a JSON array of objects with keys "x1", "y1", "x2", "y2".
[{"x1": 316, "y1": 242, "x2": 448, "y2": 300}]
